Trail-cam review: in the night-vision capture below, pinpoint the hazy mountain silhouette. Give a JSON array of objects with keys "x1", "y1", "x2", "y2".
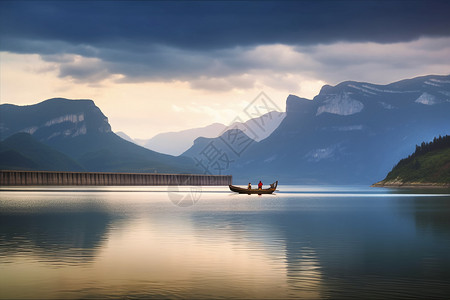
[
  {"x1": 136, "y1": 123, "x2": 227, "y2": 156},
  {"x1": 120, "y1": 111, "x2": 285, "y2": 156},
  {"x1": 116, "y1": 131, "x2": 135, "y2": 143}
]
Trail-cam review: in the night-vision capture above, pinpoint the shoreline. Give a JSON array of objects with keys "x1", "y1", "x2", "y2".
[{"x1": 371, "y1": 182, "x2": 450, "y2": 189}]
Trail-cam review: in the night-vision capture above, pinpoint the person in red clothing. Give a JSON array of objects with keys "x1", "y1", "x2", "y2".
[{"x1": 258, "y1": 181, "x2": 263, "y2": 189}]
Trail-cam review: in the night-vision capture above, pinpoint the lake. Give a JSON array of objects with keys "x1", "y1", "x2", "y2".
[{"x1": 1, "y1": 185, "x2": 450, "y2": 299}]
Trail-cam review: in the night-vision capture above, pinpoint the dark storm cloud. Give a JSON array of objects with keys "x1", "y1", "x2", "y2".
[
  {"x1": 1, "y1": 0, "x2": 449, "y2": 85},
  {"x1": 2, "y1": 0, "x2": 450, "y2": 52}
]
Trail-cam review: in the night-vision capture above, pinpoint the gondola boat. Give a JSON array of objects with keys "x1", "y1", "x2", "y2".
[{"x1": 229, "y1": 181, "x2": 278, "y2": 194}]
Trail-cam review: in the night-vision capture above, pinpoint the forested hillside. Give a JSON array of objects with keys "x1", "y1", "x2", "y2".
[{"x1": 373, "y1": 135, "x2": 450, "y2": 187}]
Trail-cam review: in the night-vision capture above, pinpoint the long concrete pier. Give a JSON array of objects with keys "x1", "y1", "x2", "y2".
[{"x1": 0, "y1": 170, "x2": 232, "y2": 186}]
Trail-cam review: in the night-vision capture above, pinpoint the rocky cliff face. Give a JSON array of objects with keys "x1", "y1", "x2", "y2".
[
  {"x1": 0, "y1": 98, "x2": 111, "y2": 142},
  {"x1": 225, "y1": 75, "x2": 450, "y2": 184},
  {"x1": 0, "y1": 98, "x2": 200, "y2": 174}
]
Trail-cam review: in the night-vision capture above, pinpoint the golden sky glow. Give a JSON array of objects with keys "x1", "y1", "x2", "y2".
[
  {"x1": 0, "y1": 51, "x2": 325, "y2": 138},
  {"x1": 1, "y1": 40, "x2": 449, "y2": 139}
]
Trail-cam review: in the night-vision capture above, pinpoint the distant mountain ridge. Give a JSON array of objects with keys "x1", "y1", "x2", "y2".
[
  {"x1": 0, "y1": 98, "x2": 200, "y2": 173},
  {"x1": 182, "y1": 128, "x2": 254, "y2": 160},
  {"x1": 136, "y1": 123, "x2": 227, "y2": 156},
  {"x1": 182, "y1": 74, "x2": 450, "y2": 184},
  {"x1": 118, "y1": 111, "x2": 285, "y2": 156}
]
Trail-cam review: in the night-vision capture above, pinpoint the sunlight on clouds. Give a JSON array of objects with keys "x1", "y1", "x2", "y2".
[
  {"x1": 57, "y1": 55, "x2": 110, "y2": 83},
  {"x1": 244, "y1": 44, "x2": 317, "y2": 71},
  {"x1": 3, "y1": 37, "x2": 448, "y2": 139},
  {"x1": 190, "y1": 74, "x2": 255, "y2": 92},
  {"x1": 187, "y1": 103, "x2": 239, "y2": 125},
  {"x1": 1, "y1": 51, "x2": 307, "y2": 139},
  {"x1": 299, "y1": 79, "x2": 327, "y2": 98},
  {"x1": 171, "y1": 104, "x2": 184, "y2": 112},
  {"x1": 1, "y1": 52, "x2": 60, "y2": 104},
  {"x1": 84, "y1": 79, "x2": 291, "y2": 139},
  {"x1": 300, "y1": 37, "x2": 450, "y2": 84}
]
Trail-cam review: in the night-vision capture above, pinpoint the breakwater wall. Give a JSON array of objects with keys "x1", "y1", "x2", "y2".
[{"x1": 0, "y1": 170, "x2": 232, "y2": 186}]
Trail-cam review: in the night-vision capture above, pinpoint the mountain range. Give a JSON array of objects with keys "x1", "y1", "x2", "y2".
[
  {"x1": 117, "y1": 123, "x2": 227, "y2": 156},
  {"x1": 182, "y1": 75, "x2": 450, "y2": 184},
  {"x1": 0, "y1": 98, "x2": 199, "y2": 173},
  {"x1": 118, "y1": 111, "x2": 285, "y2": 156},
  {"x1": 1, "y1": 75, "x2": 449, "y2": 185}
]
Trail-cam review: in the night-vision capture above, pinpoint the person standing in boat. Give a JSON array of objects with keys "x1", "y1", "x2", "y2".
[
  {"x1": 258, "y1": 181, "x2": 263, "y2": 189},
  {"x1": 248, "y1": 182, "x2": 252, "y2": 189}
]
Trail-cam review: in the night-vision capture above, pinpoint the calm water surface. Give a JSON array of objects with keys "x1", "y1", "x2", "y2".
[{"x1": 1, "y1": 185, "x2": 450, "y2": 299}]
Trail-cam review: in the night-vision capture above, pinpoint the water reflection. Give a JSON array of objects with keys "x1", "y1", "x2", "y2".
[
  {"x1": 265, "y1": 193, "x2": 450, "y2": 299},
  {"x1": 0, "y1": 187, "x2": 449, "y2": 299},
  {"x1": 410, "y1": 196, "x2": 450, "y2": 235},
  {"x1": 91, "y1": 217, "x2": 291, "y2": 299},
  {"x1": 0, "y1": 212, "x2": 112, "y2": 265}
]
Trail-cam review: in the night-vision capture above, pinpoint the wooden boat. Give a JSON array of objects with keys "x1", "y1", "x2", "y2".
[{"x1": 229, "y1": 181, "x2": 278, "y2": 194}]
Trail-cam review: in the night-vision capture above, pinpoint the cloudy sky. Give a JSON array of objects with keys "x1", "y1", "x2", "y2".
[{"x1": 1, "y1": 1, "x2": 449, "y2": 138}]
